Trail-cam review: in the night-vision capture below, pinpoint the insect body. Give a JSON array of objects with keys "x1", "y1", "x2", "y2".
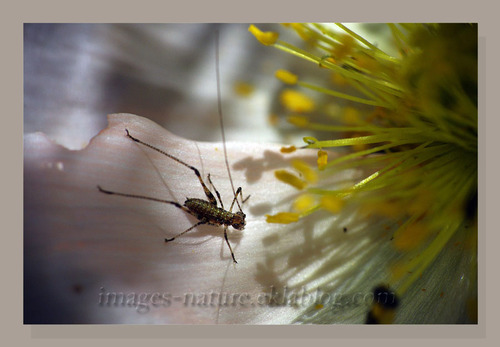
[
  {"x1": 98, "y1": 129, "x2": 247, "y2": 263},
  {"x1": 184, "y1": 198, "x2": 246, "y2": 232}
]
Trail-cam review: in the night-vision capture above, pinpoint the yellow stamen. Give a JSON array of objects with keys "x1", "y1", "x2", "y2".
[
  {"x1": 293, "y1": 194, "x2": 315, "y2": 212},
  {"x1": 290, "y1": 23, "x2": 311, "y2": 41},
  {"x1": 266, "y1": 212, "x2": 300, "y2": 224},
  {"x1": 280, "y1": 145, "x2": 297, "y2": 153},
  {"x1": 333, "y1": 34, "x2": 356, "y2": 61},
  {"x1": 252, "y1": 23, "x2": 478, "y2": 323},
  {"x1": 280, "y1": 89, "x2": 315, "y2": 113},
  {"x1": 292, "y1": 159, "x2": 317, "y2": 183},
  {"x1": 317, "y1": 150, "x2": 328, "y2": 170},
  {"x1": 275, "y1": 169, "x2": 307, "y2": 190},
  {"x1": 275, "y1": 69, "x2": 298, "y2": 85},
  {"x1": 248, "y1": 25, "x2": 279, "y2": 46}
]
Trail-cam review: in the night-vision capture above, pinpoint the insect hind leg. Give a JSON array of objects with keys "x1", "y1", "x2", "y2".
[
  {"x1": 97, "y1": 186, "x2": 211, "y2": 245},
  {"x1": 97, "y1": 185, "x2": 197, "y2": 218},
  {"x1": 125, "y1": 129, "x2": 218, "y2": 207},
  {"x1": 241, "y1": 188, "x2": 251, "y2": 205},
  {"x1": 228, "y1": 186, "x2": 250, "y2": 213}
]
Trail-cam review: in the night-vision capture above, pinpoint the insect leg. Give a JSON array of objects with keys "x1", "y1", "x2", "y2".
[
  {"x1": 207, "y1": 173, "x2": 224, "y2": 209},
  {"x1": 242, "y1": 193, "x2": 251, "y2": 204},
  {"x1": 164, "y1": 220, "x2": 207, "y2": 242},
  {"x1": 97, "y1": 185, "x2": 195, "y2": 217},
  {"x1": 240, "y1": 187, "x2": 251, "y2": 205},
  {"x1": 223, "y1": 225, "x2": 237, "y2": 263},
  {"x1": 228, "y1": 186, "x2": 247, "y2": 213},
  {"x1": 125, "y1": 129, "x2": 218, "y2": 206}
]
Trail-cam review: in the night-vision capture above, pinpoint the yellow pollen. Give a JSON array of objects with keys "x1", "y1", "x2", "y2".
[
  {"x1": 275, "y1": 69, "x2": 298, "y2": 84},
  {"x1": 280, "y1": 89, "x2": 315, "y2": 113},
  {"x1": 292, "y1": 159, "x2": 317, "y2": 183},
  {"x1": 317, "y1": 150, "x2": 328, "y2": 170},
  {"x1": 248, "y1": 25, "x2": 279, "y2": 46},
  {"x1": 275, "y1": 170, "x2": 307, "y2": 190},
  {"x1": 280, "y1": 145, "x2": 297, "y2": 153},
  {"x1": 333, "y1": 34, "x2": 355, "y2": 61},
  {"x1": 293, "y1": 194, "x2": 315, "y2": 212},
  {"x1": 266, "y1": 212, "x2": 300, "y2": 224},
  {"x1": 290, "y1": 23, "x2": 311, "y2": 41}
]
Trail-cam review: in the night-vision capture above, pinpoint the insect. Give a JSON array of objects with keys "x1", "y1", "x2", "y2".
[{"x1": 97, "y1": 31, "x2": 248, "y2": 263}]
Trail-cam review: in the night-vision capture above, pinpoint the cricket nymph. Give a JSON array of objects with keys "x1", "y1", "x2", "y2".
[{"x1": 185, "y1": 198, "x2": 246, "y2": 230}]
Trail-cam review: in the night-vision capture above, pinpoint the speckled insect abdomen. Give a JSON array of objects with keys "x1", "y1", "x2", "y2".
[
  {"x1": 185, "y1": 198, "x2": 231, "y2": 224},
  {"x1": 185, "y1": 198, "x2": 246, "y2": 231}
]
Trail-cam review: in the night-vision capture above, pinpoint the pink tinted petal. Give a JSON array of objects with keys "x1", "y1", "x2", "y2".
[{"x1": 25, "y1": 113, "x2": 321, "y2": 324}]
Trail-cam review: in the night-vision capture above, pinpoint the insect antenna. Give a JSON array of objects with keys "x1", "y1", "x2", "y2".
[{"x1": 215, "y1": 31, "x2": 248, "y2": 212}]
